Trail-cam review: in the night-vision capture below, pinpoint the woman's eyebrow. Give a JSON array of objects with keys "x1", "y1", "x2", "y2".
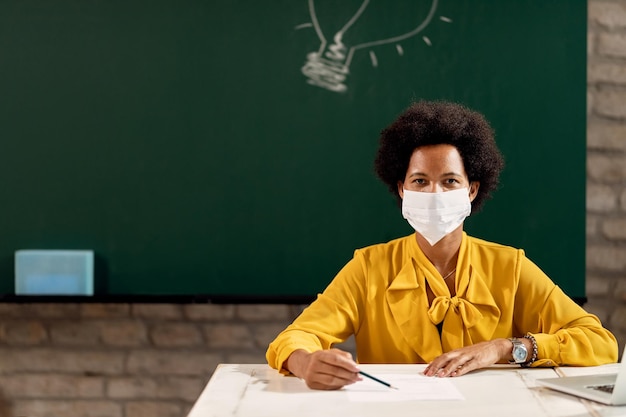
[
  {"x1": 407, "y1": 171, "x2": 427, "y2": 177},
  {"x1": 407, "y1": 171, "x2": 462, "y2": 177}
]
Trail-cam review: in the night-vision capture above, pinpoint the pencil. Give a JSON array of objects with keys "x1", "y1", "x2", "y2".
[{"x1": 358, "y1": 370, "x2": 399, "y2": 390}]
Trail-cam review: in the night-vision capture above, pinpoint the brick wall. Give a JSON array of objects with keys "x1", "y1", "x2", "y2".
[
  {"x1": 0, "y1": 2, "x2": 624, "y2": 416},
  {"x1": 0, "y1": 303, "x2": 306, "y2": 417},
  {"x1": 585, "y1": 0, "x2": 626, "y2": 350}
]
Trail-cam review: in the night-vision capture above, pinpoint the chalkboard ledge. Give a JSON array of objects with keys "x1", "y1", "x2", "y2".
[
  {"x1": 0, "y1": 294, "x2": 587, "y2": 307},
  {"x1": 0, "y1": 294, "x2": 317, "y2": 304}
]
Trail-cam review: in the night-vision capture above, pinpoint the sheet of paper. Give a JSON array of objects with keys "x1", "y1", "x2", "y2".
[{"x1": 344, "y1": 373, "x2": 465, "y2": 402}]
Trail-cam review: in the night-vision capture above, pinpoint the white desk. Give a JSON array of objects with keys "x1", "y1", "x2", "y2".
[{"x1": 187, "y1": 363, "x2": 626, "y2": 417}]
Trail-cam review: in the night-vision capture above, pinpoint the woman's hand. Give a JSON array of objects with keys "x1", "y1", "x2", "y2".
[
  {"x1": 424, "y1": 339, "x2": 512, "y2": 377},
  {"x1": 285, "y1": 348, "x2": 361, "y2": 390}
]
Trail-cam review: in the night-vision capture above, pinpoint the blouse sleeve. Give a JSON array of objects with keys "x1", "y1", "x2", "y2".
[
  {"x1": 513, "y1": 253, "x2": 618, "y2": 367},
  {"x1": 265, "y1": 251, "x2": 368, "y2": 373}
]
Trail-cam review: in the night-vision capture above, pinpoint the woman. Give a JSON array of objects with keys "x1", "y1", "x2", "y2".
[{"x1": 266, "y1": 100, "x2": 618, "y2": 390}]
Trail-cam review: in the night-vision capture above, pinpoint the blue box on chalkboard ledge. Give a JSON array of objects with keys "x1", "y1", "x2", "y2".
[{"x1": 15, "y1": 250, "x2": 94, "y2": 296}]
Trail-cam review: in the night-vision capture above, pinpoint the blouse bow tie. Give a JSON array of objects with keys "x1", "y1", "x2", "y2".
[{"x1": 427, "y1": 295, "x2": 483, "y2": 328}]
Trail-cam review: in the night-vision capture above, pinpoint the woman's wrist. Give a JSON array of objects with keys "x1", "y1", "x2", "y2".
[
  {"x1": 500, "y1": 338, "x2": 514, "y2": 362},
  {"x1": 285, "y1": 349, "x2": 309, "y2": 377},
  {"x1": 499, "y1": 337, "x2": 533, "y2": 363}
]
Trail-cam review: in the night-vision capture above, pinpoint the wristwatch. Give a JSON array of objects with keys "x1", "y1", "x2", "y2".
[{"x1": 509, "y1": 337, "x2": 528, "y2": 364}]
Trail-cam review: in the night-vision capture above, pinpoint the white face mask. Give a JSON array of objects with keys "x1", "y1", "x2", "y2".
[{"x1": 401, "y1": 188, "x2": 472, "y2": 246}]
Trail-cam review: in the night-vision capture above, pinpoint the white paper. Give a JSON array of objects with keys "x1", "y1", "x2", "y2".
[{"x1": 344, "y1": 373, "x2": 465, "y2": 402}]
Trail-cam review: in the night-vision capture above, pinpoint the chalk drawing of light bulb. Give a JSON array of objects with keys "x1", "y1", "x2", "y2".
[{"x1": 297, "y1": 0, "x2": 448, "y2": 93}]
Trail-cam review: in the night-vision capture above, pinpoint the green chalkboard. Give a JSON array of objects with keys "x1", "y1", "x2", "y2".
[{"x1": 0, "y1": 0, "x2": 586, "y2": 301}]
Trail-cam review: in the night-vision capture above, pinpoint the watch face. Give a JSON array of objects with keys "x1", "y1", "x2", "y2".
[{"x1": 513, "y1": 344, "x2": 528, "y2": 362}]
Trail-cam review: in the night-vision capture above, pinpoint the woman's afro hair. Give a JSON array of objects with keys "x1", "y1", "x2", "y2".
[{"x1": 374, "y1": 100, "x2": 504, "y2": 213}]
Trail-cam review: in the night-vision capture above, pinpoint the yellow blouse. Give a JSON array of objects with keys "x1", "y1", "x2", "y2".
[{"x1": 266, "y1": 233, "x2": 617, "y2": 372}]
